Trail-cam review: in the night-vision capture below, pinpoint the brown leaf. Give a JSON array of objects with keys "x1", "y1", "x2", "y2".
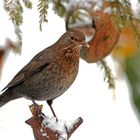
[
  {"x1": 0, "y1": 49, "x2": 5, "y2": 70},
  {"x1": 0, "y1": 38, "x2": 17, "y2": 77},
  {"x1": 80, "y1": 9, "x2": 120, "y2": 63}
]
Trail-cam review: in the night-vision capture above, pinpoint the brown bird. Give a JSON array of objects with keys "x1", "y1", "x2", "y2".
[{"x1": 0, "y1": 29, "x2": 87, "y2": 118}]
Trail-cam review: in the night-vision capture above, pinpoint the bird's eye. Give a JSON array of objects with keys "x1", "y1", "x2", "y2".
[
  {"x1": 71, "y1": 36, "x2": 74, "y2": 40},
  {"x1": 71, "y1": 36, "x2": 79, "y2": 41}
]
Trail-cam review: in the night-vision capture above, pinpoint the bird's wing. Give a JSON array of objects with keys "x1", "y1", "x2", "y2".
[{"x1": 2, "y1": 47, "x2": 53, "y2": 91}]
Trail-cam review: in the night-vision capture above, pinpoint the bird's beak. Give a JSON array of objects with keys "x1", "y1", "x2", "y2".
[
  {"x1": 74, "y1": 42, "x2": 89, "y2": 49},
  {"x1": 79, "y1": 42, "x2": 89, "y2": 48},
  {"x1": 83, "y1": 42, "x2": 89, "y2": 48}
]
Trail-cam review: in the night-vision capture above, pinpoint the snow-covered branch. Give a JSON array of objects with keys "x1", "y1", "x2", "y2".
[{"x1": 26, "y1": 104, "x2": 83, "y2": 140}]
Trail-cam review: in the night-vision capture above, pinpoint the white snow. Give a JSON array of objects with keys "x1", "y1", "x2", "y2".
[
  {"x1": 43, "y1": 117, "x2": 66, "y2": 139},
  {"x1": 93, "y1": 0, "x2": 103, "y2": 12},
  {"x1": 43, "y1": 116, "x2": 68, "y2": 140},
  {"x1": 103, "y1": 6, "x2": 117, "y2": 14},
  {"x1": 64, "y1": 117, "x2": 81, "y2": 131},
  {"x1": 103, "y1": 7, "x2": 112, "y2": 14},
  {"x1": 41, "y1": 116, "x2": 82, "y2": 140}
]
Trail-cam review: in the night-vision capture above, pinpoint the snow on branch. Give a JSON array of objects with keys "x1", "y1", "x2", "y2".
[{"x1": 26, "y1": 104, "x2": 83, "y2": 140}]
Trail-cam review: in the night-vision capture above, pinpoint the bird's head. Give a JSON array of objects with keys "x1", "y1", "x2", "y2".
[{"x1": 57, "y1": 29, "x2": 88, "y2": 53}]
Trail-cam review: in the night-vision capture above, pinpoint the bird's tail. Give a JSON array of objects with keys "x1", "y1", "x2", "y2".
[{"x1": 0, "y1": 89, "x2": 21, "y2": 107}]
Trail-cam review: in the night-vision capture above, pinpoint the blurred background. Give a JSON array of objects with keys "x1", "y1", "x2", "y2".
[{"x1": 0, "y1": 0, "x2": 140, "y2": 140}]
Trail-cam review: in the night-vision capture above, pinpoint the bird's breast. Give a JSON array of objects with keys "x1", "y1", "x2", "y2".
[
  {"x1": 54, "y1": 55, "x2": 79, "y2": 90},
  {"x1": 43, "y1": 54, "x2": 80, "y2": 100}
]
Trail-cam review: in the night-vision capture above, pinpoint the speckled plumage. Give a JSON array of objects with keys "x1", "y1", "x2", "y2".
[{"x1": 0, "y1": 29, "x2": 86, "y2": 109}]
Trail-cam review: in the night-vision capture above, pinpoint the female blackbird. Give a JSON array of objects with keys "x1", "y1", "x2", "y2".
[{"x1": 0, "y1": 29, "x2": 87, "y2": 118}]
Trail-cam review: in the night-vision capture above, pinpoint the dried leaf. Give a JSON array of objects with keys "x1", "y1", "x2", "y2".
[
  {"x1": 0, "y1": 49, "x2": 5, "y2": 73},
  {"x1": 0, "y1": 38, "x2": 17, "y2": 77},
  {"x1": 80, "y1": 9, "x2": 120, "y2": 63}
]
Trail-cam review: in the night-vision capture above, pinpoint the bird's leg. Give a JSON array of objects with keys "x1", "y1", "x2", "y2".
[
  {"x1": 32, "y1": 100, "x2": 37, "y2": 105},
  {"x1": 47, "y1": 100, "x2": 58, "y2": 121}
]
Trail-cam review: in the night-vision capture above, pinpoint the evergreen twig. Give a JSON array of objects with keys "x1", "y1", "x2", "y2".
[
  {"x1": 38, "y1": 0, "x2": 49, "y2": 31},
  {"x1": 4, "y1": 0, "x2": 23, "y2": 54},
  {"x1": 97, "y1": 59, "x2": 115, "y2": 90},
  {"x1": 22, "y1": 0, "x2": 32, "y2": 9}
]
